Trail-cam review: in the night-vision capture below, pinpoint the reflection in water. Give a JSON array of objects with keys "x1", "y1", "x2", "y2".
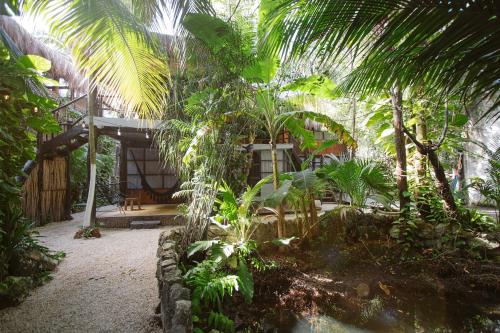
[
  {"x1": 293, "y1": 315, "x2": 373, "y2": 333},
  {"x1": 266, "y1": 310, "x2": 500, "y2": 333},
  {"x1": 266, "y1": 311, "x2": 374, "y2": 333},
  {"x1": 264, "y1": 299, "x2": 500, "y2": 333}
]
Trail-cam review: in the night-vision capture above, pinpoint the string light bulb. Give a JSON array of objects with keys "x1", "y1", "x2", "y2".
[
  {"x1": 33, "y1": 107, "x2": 38, "y2": 113},
  {"x1": 145, "y1": 131, "x2": 150, "y2": 139},
  {"x1": 117, "y1": 127, "x2": 121, "y2": 136}
]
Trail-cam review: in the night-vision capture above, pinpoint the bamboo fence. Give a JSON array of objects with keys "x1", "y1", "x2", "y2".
[{"x1": 22, "y1": 157, "x2": 68, "y2": 224}]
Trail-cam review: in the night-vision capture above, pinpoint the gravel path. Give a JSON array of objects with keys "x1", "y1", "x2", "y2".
[{"x1": 0, "y1": 212, "x2": 178, "y2": 333}]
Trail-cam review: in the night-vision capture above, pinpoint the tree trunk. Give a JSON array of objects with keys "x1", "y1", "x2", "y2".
[
  {"x1": 390, "y1": 85, "x2": 410, "y2": 216},
  {"x1": 83, "y1": 86, "x2": 97, "y2": 227},
  {"x1": 241, "y1": 129, "x2": 256, "y2": 189},
  {"x1": 350, "y1": 97, "x2": 357, "y2": 159},
  {"x1": 426, "y1": 149, "x2": 459, "y2": 217},
  {"x1": 270, "y1": 140, "x2": 285, "y2": 238},
  {"x1": 308, "y1": 192, "x2": 319, "y2": 240},
  {"x1": 415, "y1": 110, "x2": 431, "y2": 219}
]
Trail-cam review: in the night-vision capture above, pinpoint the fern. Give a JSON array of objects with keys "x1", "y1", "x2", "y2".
[
  {"x1": 208, "y1": 311, "x2": 235, "y2": 333},
  {"x1": 185, "y1": 260, "x2": 239, "y2": 308}
]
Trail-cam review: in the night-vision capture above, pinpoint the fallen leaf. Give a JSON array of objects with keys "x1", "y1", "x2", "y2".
[{"x1": 378, "y1": 281, "x2": 391, "y2": 296}]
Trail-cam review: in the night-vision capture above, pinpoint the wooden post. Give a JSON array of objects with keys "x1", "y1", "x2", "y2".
[
  {"x1": 36, "y1": 133, "x2": 44, "y2": 226},
  {"x1": 64, "y1": 154, "x2": 72, "y2": 220},
  {"x1": 119, "y1": 141, "x2": 128, "y2": 201}
]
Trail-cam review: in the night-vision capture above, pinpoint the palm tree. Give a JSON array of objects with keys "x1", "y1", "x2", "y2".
[
  {"x1": 265, "y1": 0, "x2": 499, "y2": 118},
  {"x1": 265, "y1": 0, "x2": 499, "y2": 217},
  {"x1": 3, "y1": 0, "x2": 214, "y2": 226}
]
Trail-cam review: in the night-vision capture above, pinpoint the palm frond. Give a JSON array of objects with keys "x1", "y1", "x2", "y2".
[
  {"x1": 28, "y1": 0, "x2": 170, "y2": 119},
  {"x1": 265, "y1": 0, "x2": 500, "y2": 119}
]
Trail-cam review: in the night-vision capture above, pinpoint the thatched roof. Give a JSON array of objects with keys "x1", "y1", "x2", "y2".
[{"x1": 0, "y1": 15, "x2": 86, "y2": 92}]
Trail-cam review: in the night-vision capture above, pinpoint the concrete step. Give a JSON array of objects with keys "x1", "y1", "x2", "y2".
[{"x1": 130, "y1": 220, "x2": 161, "y2": 229}]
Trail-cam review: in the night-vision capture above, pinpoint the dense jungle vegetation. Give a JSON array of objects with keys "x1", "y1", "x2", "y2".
[{"x1": 0, "y1": 0, "x2": 499, "y2": 331}]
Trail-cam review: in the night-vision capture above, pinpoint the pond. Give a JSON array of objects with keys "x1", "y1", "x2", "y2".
[
  {"x1": 252, "y1": 243, "x2": 500, "y2": 333},
  {"x1": 263, "y1": 299, "x2": 499, "y2": 332}
]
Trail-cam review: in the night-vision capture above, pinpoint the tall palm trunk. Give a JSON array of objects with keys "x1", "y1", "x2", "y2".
[
  {"x1": 390, "y1": 85, "x2": 410, "y2": 216},
  {"x1": 426, "y1": 149, "x2": 458, "y2": 216},
  {"x1": 415, "y1": 110, "x2": 431, "y2": 219},
  {"x1": 83, "y1": 86, "x2": 97, "y2": 227},
  {"x1": 404, "y1": 127, "x2": 460, "y2": 219},
  {"x1": 270, "y1": 140, "x2": 285, "y2": 238}
]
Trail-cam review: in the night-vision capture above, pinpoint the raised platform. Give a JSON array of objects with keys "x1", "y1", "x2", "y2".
[{"x1": 96, "y1": 204, "x2": 185, "y2": 228}]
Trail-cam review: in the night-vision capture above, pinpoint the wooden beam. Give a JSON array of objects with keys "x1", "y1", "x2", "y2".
[{"x1": 40, "y1": 126, "x2": 87, "y2": 154}]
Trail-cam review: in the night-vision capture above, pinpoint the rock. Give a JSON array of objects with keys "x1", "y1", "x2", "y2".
[
  {"x1": 172, "y1": 300, "x2": 192, "y2": 327},
  {"x1": 169, "y1": 283, "x2": 190, "y2": 315},
  {"x1": 161, "y1": 259, "x2": 177, "y2": 269},
  {"x1": 355, "y1": 283, "x2": 370, "y2": 298},
  {"x1": 471, "y1": 236, "x2": 499, "y2": 251},
  {"x1": 27, "y1": 250, "x2": 43, "y2": 262},
  {"x1": 170, "y1": 325, "x2": 187, "y2": 333},
  {"x1": 160, "y1": 250, "x2": 178, "y2": 262},
  {"x1": 162, "y1": 242, "x2": 175, "y2": 252},
  {"x1": 39, "y1": 253, "x2": 57, "y2": 271}
]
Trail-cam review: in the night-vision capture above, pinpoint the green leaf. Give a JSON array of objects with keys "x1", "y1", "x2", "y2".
[
  {"x1": 25, "y1": 93, "x2": 58, "y2": 111},
  {"x1": 187, "y1": 240, "x2": 219, "y2": 258},
  {"x1": 237, "y1": 260, "x2": 254, "y2": 304},
  {"x1": 282, "y1": 75, "x2": 338, "y2": 99},
  {"x1": 364, "y1": 110, "x2": 388, "y2": 128},
  {"x1": 452, "y1": 114, "x2": 468, "y2": 127},
  {"x1": 36, "y1": 76, "x2": 60, "y2": 87},
  {"x1": 183, "y1": 13, "x2": 236, "y2": 56},
  {"x1": 241, "y1": 56, "x2": 279, "y2": 83},
  {"x1": 26, "y1": 112, "x2": 61, "y2": 134},
  {"x1": 211, "y1": 242, "x2": 235, "y2": 263},
  {"x1": 301, "y1": 111, "x2": 357, "y2": 148},
  {"x1": 284, "y1": 116, "x2": 315, "y2": 149},
  {"x1": 17, "y1": 55, "x2": 51, "y2": 73}
]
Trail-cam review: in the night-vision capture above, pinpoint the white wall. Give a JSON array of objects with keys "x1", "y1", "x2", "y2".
[{"x1": 464, "y1": 102, "x2": 500, "y2": 205}]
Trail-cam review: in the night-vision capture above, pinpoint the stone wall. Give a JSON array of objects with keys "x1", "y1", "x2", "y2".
[
  {"x1": 99, "y1": 215, "x2": 185, "y2": 228},
  {"x1": 156, "y1": 230, "x2": 192, "y2": 333}
]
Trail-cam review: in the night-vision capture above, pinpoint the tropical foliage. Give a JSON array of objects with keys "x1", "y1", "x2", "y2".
[
  {"x1": 318, "y1": 159, "x2": 393, "y2": 208},
  {"x1": 265, "y1": 0, "x2": 500, "y2": 120},
  {"x1": 0, "y1": 41, "x2": 61, "y2": 300}
]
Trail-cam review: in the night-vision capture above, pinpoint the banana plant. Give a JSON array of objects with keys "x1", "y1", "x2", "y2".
[{"x1": 185, "y1": 176, "x2": 273, "y2": 322}]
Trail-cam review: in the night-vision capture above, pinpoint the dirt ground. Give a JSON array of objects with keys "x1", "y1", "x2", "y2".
[{"x1": 0, "y1": 212, "x2": 178, "y2": 333}]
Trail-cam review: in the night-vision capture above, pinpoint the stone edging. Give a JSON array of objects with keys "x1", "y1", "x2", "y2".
[{"x1": 156, "y1": 230, "x2": 192, "y2": 333}]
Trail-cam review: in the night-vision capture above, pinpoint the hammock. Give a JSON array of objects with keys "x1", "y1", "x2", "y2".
[{"x1": 129, "y1": 151, "x2": 179, "y2": 203}]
